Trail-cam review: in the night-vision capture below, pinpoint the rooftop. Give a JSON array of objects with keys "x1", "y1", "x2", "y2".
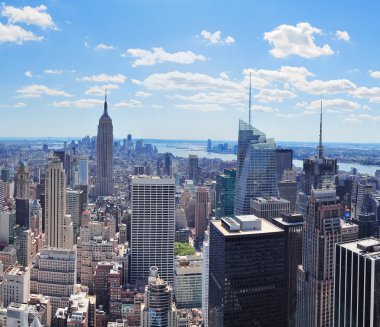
[
  {"x1": 339, "y1": 237, "x2": 380, "y2": 258},
  {"x1": 214, "y1": 215, "x2": 283, "y2": 236}
]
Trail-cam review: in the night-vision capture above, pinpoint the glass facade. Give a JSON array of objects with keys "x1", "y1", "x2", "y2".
[
  {"x1": 234, "y1": 120, "x2": 278, "y2": 215},
  {"x1": 216, "y1": 168, "x2": 236, "y2": 218}
]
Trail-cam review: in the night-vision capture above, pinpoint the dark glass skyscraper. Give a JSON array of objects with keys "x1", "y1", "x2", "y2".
[
  {"x1": 209, "y1": 215, "x2": 285, "y2": 327},
  {"x1": 216, "y1": 168, "x2": 236, "y2": 218},
  {"x1": 94, "y1": 94, "x2": 114, "y2": 197}
]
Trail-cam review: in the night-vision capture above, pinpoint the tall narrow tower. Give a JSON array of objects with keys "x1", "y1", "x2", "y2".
[
  {"x1": 95, "y1": 93, "x2": 114, "y2": 197},
  {"x1": 45, "y1": 157, "x2": 73, "y2": 249}
]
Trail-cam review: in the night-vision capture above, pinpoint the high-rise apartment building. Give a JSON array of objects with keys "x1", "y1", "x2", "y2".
[
  {"x1": 334, "y1": 238, "x2": 380, "y2": 326},
  {"x1": 209, "y1": 215, "x2": 285, "y2": 327},
  {"x1": 215, "y1": 168, "x2": 236, "y2": 218},
  {"x1": 195, "y1": 187, "x2": 210, "y2": 241},
  {"x1": 296, "y1": 189, "x2": 341, "y2": 327},
  {"x1": 94, "y1": 95, "x2": 114, "y2": 197},
  {"x1": 234, "y1": 120, "x2": 278, "y2": 215},
  {"x1": 130, "y1": 176, "x2": 175, "y2": 284},
  {"x1": 45, "y1": 158, "x2": 73, "y2": 249},
  {"x1": 188, "y1": 155, "x2": 199, "y2": 185},
  {"x1": 30, "y1": 248, "x2": 77, "y2": 315}
]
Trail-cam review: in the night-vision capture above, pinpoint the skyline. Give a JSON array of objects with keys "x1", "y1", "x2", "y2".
[{"x1": 2, "y1": 1, "x2": 380, "y2": 141}]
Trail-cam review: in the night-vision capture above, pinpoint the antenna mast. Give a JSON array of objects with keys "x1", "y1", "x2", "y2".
[{"x1": 249, "y1": 72, "x2": 252, "y2": 127}]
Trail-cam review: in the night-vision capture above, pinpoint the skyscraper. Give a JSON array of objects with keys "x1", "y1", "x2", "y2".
[
  {"x1": 45, "y1": 158, "x2": 73, "y2": 250},
  {"x1": 195, "y1": 186, "x2": 210, "y2": 241},
  {"x1": 276, "y1": 148, "x2": 293, "y2": 181},
  {"x1": 188, "y1": 155, "x2": 199, "y2": 185},
  {"x1": 234, "y1": 120, "x2": 278, "y2": 215},
  {"x1": 95, "y1": 94, "x2": 114, "y2": 197},
  {"x1": 297, "y1": 102, "x2": 338, "y2": 215},
  {"x1": 334, "y1": 238, "x2": 380, "y2": 326},
  {"x1": 209, "y1": 215, "x2": 285, "y2": 327},
  {"x1": 215, "y1": 168, "x2": 236, "y2": 218},
  {"x1": 296, "y1": 188, "x2": 341, "y2": 327},
  {"x1": 130, "y1": 176, "x2": 175, "y2": 284},
  {"x1": 78, "y1": 156, "x2": 89, "y2": 186},
  {"x1": 14, "y1": 161, "x2": 29, "y2": 199}
]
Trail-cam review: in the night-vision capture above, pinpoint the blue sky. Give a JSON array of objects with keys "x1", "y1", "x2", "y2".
[{"x1": 1, "y1": 0, "x2": 380, "y2": 142}]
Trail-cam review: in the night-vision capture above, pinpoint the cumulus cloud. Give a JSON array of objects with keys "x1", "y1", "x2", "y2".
[
  {"x1": 84, "y1": 84, "x2": 119, "y2": 96},
  {"x1": 275, "y1": 113, "x2": 299, "y2": 118},
  {"x1": 77, "y1": 74, "x2": 127, "y2": 83},
  {"x1": 0, "y1": 22, "x2": 43, "y2": 44},
  {"x1": 25, "y1": 71, "x2": 32, "y2": 78},
  {"x1": 114, "y1": 100, "x2": 142, "y2": 109},
  {"x1": 253, "y1": 105, "x2": 275, "y2": 112},
  {"x1": 13, "y1": 102, "x2": 26, "y2": 108},
  {"x1": 298, "y1": 98, "x2": 365, "y2": 112},
  {"x1": 51, "y1": 99, "x2": 103, "y2": 108},
  {"x1": 176, "y1": 104, "x2": 224, "y2": 112},
  {"x1": 1, "y1": 4, "x2": 56, "y2": 29},
  {"x1": 255, "y1": 89, "x2": 296, "y2": 102},
  {"x1": 141, "y1": 71, "x2": 243, "y2": 91},
  {"x1": 336, "y1": 30, "x2": 350, "y2": 41},
  {"x1": 168, "y1": 91, "x2": 245, "y2": 104},
  {"x1": 369, "y1": 71, "x2": 380, "y2": 79},
  {"x1": 122, "y1": 47, "x2": 206, "y2": 67},
  {"x1": 200, "y1": 30, "x2": 235, "y2": 45},
  {"x1": 135, "y1": 91, "x2": 152, "y2": 98},
  {"x1": 344, "y1": 113, "x2": 380, "y2": 123},
  {"x1": 17, "y1": 84, "x2": 72, "y2": 98},
  {"x1": 263, "y1": 22, "x2": 334, "y2": 58},
  {"x1": 95, "y1": 43, "x2": 115, "y2": 50}
]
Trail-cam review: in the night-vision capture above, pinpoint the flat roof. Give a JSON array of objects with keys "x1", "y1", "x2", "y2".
[
  {"x1": 339, "y1": 238, "x2": 380, "y2": 258},
  {"x1": 212, "y1": 217, "x2": 283, "y2": 237}
]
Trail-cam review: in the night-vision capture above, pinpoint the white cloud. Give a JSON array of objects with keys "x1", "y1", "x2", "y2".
[
  {"x1": 168, "y1": 91, "x2": 245, "y2": 104},
  {"x1": 295, "y1": 78, "x2": 357, "y2": 94},
  {"x1": 13, "y1": 102, "x2": 26, "y2": 108},
  {"x1": 95, "y1": 43, "x2": 115, "y2": 50},
  {"x1": 142, "y1": 71, "x2": 243, "y2": 91},
  {"x1": 114, "y1": 100, "x2": 142, "y2": 109},
  {"x1": 369, "y1": 71, "x2": 380, "y2": 79},
  {"x1": 17, "y1": 84, "x2": 73, "y2": 98},
  {"x1": 200, "y1": 30, "x2": 235, "y2": 45},
  {"x1": 51, "y1": 99, "x2": 103, "y2": 108},
  {"x1": 2, "y1": 4, "x2": 56, "y2": 29},
  {"x1": 85, "y1": 84, "x2": 119, "y2": 96},
  {"x1": 219, "y1": 72, "x2": 229, "y2": 80},
  {"x1": 336, "y1": 30, "x2": 350, "y2": 41},
  {"x1": 299, "y1": 98, "x2": 364, "y2": 112},
  {"x1": 122, "y1": 47, "x2": 206, "y2": 67},
  {"x1": 78, "y1": 74, "x2": 127, "y2": 83},
  {"x1": 25, "y1": 71, "x2": 32, "y2": 78},
  {"x1": 255, "y1": 89, "x2": 296, "y2": 102},
  {"x1": 176, "y1": 104, "x2": 224, "y2": 112},
  {"x1": 263, "y1": 22, "x2": 334, "y2": 58},
  {"x1": 253, "y1": 105, "x2": 274, "y2": 112},
  {"x1": 135, "y1": 91, "x2": 152, "y2": 98},
  {"x1": 344, "y1": 113, "x2": 380, "y2": 123},
  {"x1": 0, "y1": 22, "x2": 43, "y2": 44},
  {"x1": 44, "y1": 69, "x2": 63, "y2": 75},
  {"x1": 275, "y1": 113, "x2": 299, "y2": 118},
  {"x1": 151, "y1": 104, "x2": 162, "y2": 109}
]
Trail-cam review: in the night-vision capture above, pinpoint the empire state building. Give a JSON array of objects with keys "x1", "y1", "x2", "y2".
[{"x1": 95, "y1": 94, "x2": 114, "y2": 196}]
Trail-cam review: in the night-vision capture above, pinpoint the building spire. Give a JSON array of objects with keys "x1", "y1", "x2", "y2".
[
  {"x1": 248, "y1": 72, "x2": 252, "y2": 127},
  {"x1": 318, "y1": 95, "x2": 324, "y2": 158},
  {"x1": 104, "y1": 89, "x2": 108, "y2": 116}
]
